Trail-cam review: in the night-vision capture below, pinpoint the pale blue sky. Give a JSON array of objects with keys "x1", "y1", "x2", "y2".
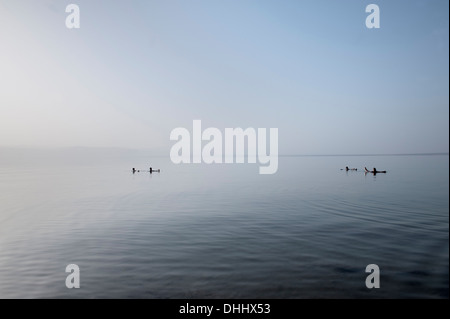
[{"x1": 0, "y1": 0, "x2": 448, "y2": 154}]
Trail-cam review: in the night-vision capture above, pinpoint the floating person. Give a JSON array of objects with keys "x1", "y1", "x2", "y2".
[
  {"x1": 364, "y1": 167, "x2": 387, "y2": 174},
  {"x1": 133, "y1": 167, "x2": 161, "y2": 173}
]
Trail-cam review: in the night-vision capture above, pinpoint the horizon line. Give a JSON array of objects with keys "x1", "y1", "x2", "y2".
[
  {"x1": 0, "y1": 146, "x2": 448, "y2": 157},
  {"x1": 280, "y1": 153, "x2": 449, "y2": 157}
]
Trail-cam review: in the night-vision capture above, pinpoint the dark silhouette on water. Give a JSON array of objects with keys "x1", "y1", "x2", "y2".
[
  {"x1": 341, "y1": 166, "x2": 357, "y2": 171},
  {"x1": 365, "y1": 167, "x2": 387, "y2": 174},
  {"x1": 132, "y1": 167, "x2": 161, "y2": 173}
]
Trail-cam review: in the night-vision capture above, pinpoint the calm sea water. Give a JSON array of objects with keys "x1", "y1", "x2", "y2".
[{"x1": 0, "y1": 150, "x2": 448, "y2": 298}]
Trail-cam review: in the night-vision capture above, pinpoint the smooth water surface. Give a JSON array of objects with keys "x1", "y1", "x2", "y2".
[{"x1": 0, "y1": 150, "x2": 448, "y2": 298}]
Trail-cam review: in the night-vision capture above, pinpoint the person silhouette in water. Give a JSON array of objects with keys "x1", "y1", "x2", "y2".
[{"x1": 365, "y1": 167, "x2": 387, "y2": 174}]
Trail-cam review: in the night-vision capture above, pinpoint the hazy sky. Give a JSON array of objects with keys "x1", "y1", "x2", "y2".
[{"x1": 0, "y1": 0, "x2": 448, "y2": 154}]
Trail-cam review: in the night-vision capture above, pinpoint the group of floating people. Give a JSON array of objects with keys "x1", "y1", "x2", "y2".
[
  {"x1": 343, "y1": 166, "x2": 387, "y2": 174},
  {"x1": 132, "y1": 167, "x2": 161, "y2": 174},
  {"x1": 133, "y1": 165, "x2": 385, "y2": 175}
]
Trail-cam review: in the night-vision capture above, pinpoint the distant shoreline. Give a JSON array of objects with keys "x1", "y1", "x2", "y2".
[{"x1": 280, "y1": 153, "x2": 449, "y2": 157}]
